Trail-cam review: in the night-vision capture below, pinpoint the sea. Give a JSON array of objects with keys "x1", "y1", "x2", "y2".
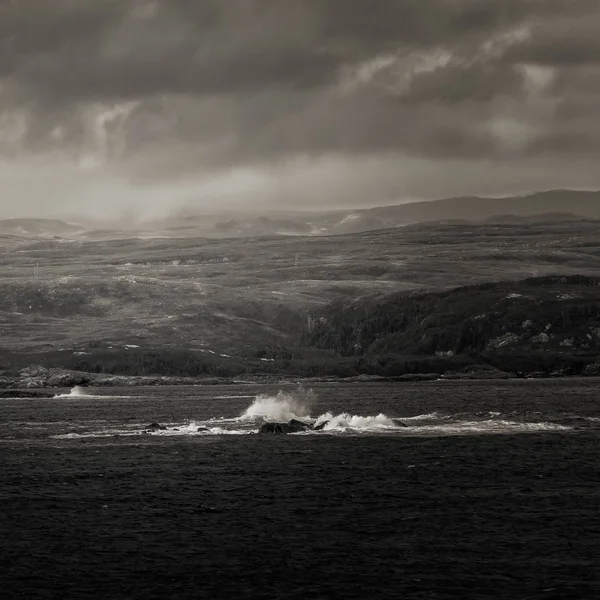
[{"x1": 1, "y1": 379, "x2": 599, "y2": 599}]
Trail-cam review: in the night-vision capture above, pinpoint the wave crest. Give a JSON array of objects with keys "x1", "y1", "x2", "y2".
[
  {"x1": 315, "y1": 412, "x2": 397, "y2": 431},
  {"x1": 54, "y1": 386, "x2": 92, "y2": 398},
  {"x1": 241, "y1": 389, "x2": 315, "y2": 422}
]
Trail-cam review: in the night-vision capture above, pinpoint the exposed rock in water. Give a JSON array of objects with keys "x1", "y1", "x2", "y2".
[
  {"x1": 313, "y1": 421, "x2": 329, "y2": 431},
  {"x1": 288, "y1": 419, "x2": 313, "y2": 430},
  {"x1": 259, "y1": 419, "x2": 313, "y2": 434},
  {"x1": 145, "y1": 422, "x2": 167, "y2": 431}
]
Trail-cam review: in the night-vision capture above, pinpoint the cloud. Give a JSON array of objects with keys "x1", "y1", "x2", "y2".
[
  {"x1": 0, "y1": 0, "x2": 600, "y2": 218},
  {"x1": 504, "y1": 14, "x2": 600, "y2": 66}
]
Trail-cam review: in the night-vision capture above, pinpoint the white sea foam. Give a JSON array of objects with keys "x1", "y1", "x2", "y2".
[
  {"x1": 314, "y1": 411, "x2": 397, "y2": 431},
  {"x1": 241, "y1": 389, "x2": 315, "y2": 421},
  {"x1": 52, "y1": 422, "x2": 257, "y2": 439},
  {"x1": 53, "y1": 386, "x2": 131, "y2": 399},
  {"x1": 52, "y1": 428, "x2": 132, "y2": 439},
  {"x1": 52, "y1": 433, "x2": 111, "y2": 439},
  {"x1": 54, "y1": 386, "x2": 92, "y2": 398},
  {"x1": 151, "y1": 423, "x2": 255, "y2": 436},
  {"x1": 398, "y1": 420, "x2": 571, "y2": 435},
  {"x1": 399, "y1": 412, "x2": 443, "y2": 422},
  {"x1": 48, "y1": 389, "x2": 577, "y2": 441},
  {"x1": 239, "y1": 390, "x2": 399, "y2": 432},
  {"x1": 50, "y1": 418, "x2": 571, "y2": 440}
]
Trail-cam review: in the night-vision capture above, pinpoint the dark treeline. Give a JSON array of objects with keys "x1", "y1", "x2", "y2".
[{"x1": 303, "y1": 276, "x2": 600, "y2": 357}]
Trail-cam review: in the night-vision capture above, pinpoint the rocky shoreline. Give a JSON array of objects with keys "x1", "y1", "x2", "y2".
[{"x1": 0, "y1": 363, "x2": 599, "y2": 393}]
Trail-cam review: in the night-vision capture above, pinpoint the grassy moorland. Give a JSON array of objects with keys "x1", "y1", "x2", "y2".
[{"x1": 1, "y1": 217, "x2": 600, "y2": 382}]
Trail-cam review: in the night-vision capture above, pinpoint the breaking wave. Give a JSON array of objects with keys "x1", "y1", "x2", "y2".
[
  {"x1": 399, "y1": 412, "x2": 443, "y2": 422},
  {"x1": 48, "y1": 390, "x2": 580, "y2": 440},
  {"x1": 314, "y1": 412, "x2": 397, "y2": 431},
  {"x1": 403, "y1": 420, "x2": 570, "y2": 434},
  {"x1": 239, "y1": 389, "x2": 399, "y2": 433},
  {"x1": 54, "y1": 386, "x2": 92, "y2": 398},
  {"x1": 53, "y1": 386, "x2": 131, "y2": 400},
  {"x1": 241, "y1": 389, "x2": 315, "y2": 421}
]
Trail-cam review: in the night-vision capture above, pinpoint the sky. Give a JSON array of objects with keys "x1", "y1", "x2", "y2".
[{"x1": 1, "y1": 0, "x2": 599, "y2": 221}]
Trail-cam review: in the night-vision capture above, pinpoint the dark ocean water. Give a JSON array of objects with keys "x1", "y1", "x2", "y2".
[{"x1": 1, "y1": 379, "x2": 599, "y2": 599}]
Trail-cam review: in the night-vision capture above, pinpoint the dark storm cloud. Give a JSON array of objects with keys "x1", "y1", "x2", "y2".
[
  {"x1": 1, "y1": 1, "x2": 330, "y2": 102},
  {"x1": 1, "y1": 0, "x2": 600, "y2": 218},
  {"x1": 1, "y1": 0, "x2": 593, "y2": 103}
]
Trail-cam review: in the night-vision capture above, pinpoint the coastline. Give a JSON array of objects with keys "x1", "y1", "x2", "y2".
[{"x1": 2, "y1": 366, "x2": 599, "y2": 395}]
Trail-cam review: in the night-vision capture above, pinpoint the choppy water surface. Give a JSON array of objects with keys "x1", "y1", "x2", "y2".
[{"x1": 1, "y1": 379, "x2": 600, "y2": 599}]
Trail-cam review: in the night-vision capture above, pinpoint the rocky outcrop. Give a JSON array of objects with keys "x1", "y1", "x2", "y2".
[
  {"x1": 583, "y1": 362, "x2": 600, "y2": 376},
  {"x1": 47, "y1": 370, "x2": 92, "y2": 388},
  {"x1": 5, "y1": 366, "x2": 230, "y2": 388},
  {"x1": 259, "y1": 419, "x2": 314, "y2": 434},
  {"x1": 19, "y1": 366, "x2": 49, "y2": 378},
  {"x1": 16, "y1": 366, "x2": 93, "y2": 389},
  {"x1": 145, "y1": 422, "x2": 167, "y2": 431},
  {"x1": 487, "y1": 333, "x2": 522, "y2": 350}
]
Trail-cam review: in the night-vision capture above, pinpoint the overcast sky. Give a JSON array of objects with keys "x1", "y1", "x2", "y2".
[{"x1": 1, "y1": 0, "x2": 599, "y2": 221}]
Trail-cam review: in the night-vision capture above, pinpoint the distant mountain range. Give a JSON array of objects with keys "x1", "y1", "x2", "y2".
[
  {"x1": 2, "y1": 189, "x2": 599, "y2": 239},
  {"x1": 364, "y1": 190, "x2": 600, "y2": 224},
  {"x1": 0, "y1": 218, "x2": 84, "y2": 238}
]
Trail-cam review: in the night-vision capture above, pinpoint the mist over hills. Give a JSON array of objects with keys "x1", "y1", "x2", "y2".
[
  {"x1": 1, "y1": 188, "x2": 600, "y2": 382},
  {"x1": 0, "y1": 219, "x2": 85, "y2": 238},
  {"x1": 2, "y1": 189, "x2": 598, "y2": 241},
  {"x1": 157, "y1": 189, "x2": 600, "y2": 238}
]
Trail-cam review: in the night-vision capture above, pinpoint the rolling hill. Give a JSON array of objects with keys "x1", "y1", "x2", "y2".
[
  {"x1": 150, "y1": 190, "x2": 600, "y2": 237},
  {"x1": 0, "y1": 217, "x2": 599, "y2": 379},
  {"x1": 363, "y1": 190, "x2": 600, "y2": 225}
]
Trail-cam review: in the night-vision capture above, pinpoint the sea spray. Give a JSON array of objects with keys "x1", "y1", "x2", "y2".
[
  {"x1": 53, "y1": 387, "x2": 131, "y2": 400},
  {"x1": 241, "y1": 388, "x2": 316, "y2": 421},
  {"x1": 241, "y1": 390, "x2": 399, "y2": 431},
  {"x1": 54, "y1": 385, "x2": 91, "y2": 398}
]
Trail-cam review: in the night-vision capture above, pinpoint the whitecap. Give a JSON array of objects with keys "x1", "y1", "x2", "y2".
[
  {"x1": 314, "y1": 411, "x2": 397, "y2": 431},
  {"x1": 398, "y1": 412, "x2": 443, "y2": 422},
  {"x1": 240, "y1": 389, "x2": 315, "y2": 422}
]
